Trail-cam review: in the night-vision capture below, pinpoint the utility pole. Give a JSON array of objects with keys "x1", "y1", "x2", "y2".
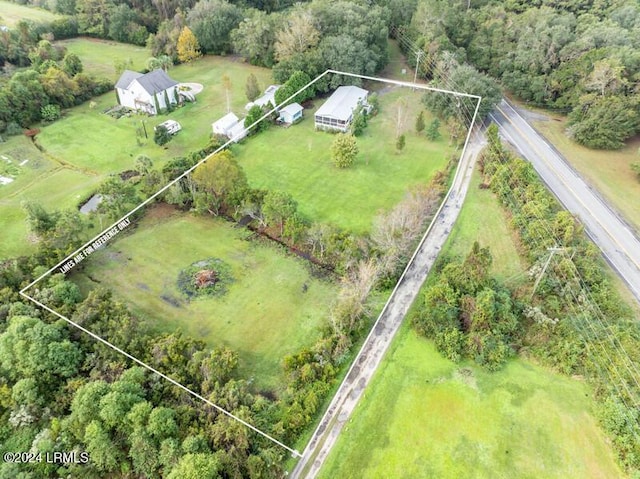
[
  {"x1": 413, "y1": 50, "x2": 423, "y2": 90},
  {"x1": 531, "y1": 247, "x2": 568, "y2": 298}
]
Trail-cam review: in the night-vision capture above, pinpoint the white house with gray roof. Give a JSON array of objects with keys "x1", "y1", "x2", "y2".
[
  {"x1": 115, "y1": 69, "x2": 179, "y2": 115},
  {"x1": 314, "y1": 85, "x2": 369, "y2": 132}
]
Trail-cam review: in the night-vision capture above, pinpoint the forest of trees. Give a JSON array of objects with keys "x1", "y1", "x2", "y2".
[{"x1": 397, "y1": 0, "x2": 640, "y2": 149}]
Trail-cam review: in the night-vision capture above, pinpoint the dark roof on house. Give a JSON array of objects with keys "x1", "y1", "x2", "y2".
[
  {"x1": 116, "y1": 69, "x2": 178, "y2": 95},
  {"x1": 115, "y1": 70, "x2": 143, "y2": 89},
  {"x1": 136, "y1": 69, "x2": 178, "y2": 95}
]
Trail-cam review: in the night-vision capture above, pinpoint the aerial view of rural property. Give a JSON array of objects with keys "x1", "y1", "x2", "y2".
[{"x1": 0, "y1": 0, "x2": 639, "y2": 477}]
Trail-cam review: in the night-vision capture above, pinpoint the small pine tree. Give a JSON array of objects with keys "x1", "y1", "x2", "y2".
[
  {"x1": 173, "y1": 88, "x2": 180, "y2": 106},
  {"x1": 396, "y1": 134, "x2": 406, "y2": 152},
  {"x1": 426, "y1": 118, "x2": 441, "y2": 141},
  {"x1": 154, "y1": 125, "x2": 171, "y2": 146},
  {"x1": 177, "y1": 26, "x2": 201, "y2": 64},
  {"x1": 163, "y1": 90, "x2": 172, "y2": 112},
  {"x1": 415, "y1": 111, "x2": 425, "y2": 134},
  {"x1": 153, "y1": 93, "x2": 161, "y2": 115},
  {"x1": 245, "y1": 74, "x2": 260, "y2": 102}
]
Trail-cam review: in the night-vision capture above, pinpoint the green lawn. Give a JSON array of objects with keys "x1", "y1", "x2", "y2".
[
  {"x1": 59, "y1": 37, "x2": 152, "y2": 81},
  {"x1": 318, "y1": 327, "x2": 625, "y2": 479},
  {"x1": 72, "y1": 208, "x2": 337, "y2": 391},
  {"x1": 532, "y1": 116, "x2": 640, "y2": 233},
  {"x1": 0, "y1": 0, "x2": 60, "y2": 27},
  {"x1": 0, "y1": 46, "x2": 274, "y2": 259},
  {"x1": 233, "y1": 88, "x2": 451, "y2": 234},
  {"x1": 445, "y1": 168, "x2": 526, "y2": 281},
  {"x1": 0, "y1": 135, "x2": 100, "y2": 259},
  {"x1": 37, "y1": 52, "x2": 274, "y2": 175}
]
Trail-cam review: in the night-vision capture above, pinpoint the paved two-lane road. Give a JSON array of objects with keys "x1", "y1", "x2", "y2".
[{"x1": 490, "y1": 99, "x2": 640, "y2": 304}]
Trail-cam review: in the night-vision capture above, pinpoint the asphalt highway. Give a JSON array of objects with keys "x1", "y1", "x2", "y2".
[{"x1": 490, "y1": 99, "x2": 640, "y2": 304}]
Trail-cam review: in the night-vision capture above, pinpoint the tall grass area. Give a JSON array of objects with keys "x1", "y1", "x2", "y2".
[
  {"x1": 532, "y1": 116, "x2": 640, "y2": 233},
  {"x1": 234, "y1": 88, "x2": 451, "y2": 234},
  {"x1": 317, "y1": 163, "x2": 624, "y2": 478},
  {"x1": 72, "y1": 208, "x2": 337, "y2": 391},
  {"x1": 0, "y1": 0, "x2": 60, "y2": 26},
  {"x1": 318, "y1": 327, "x2": 624, "y2": 479}
]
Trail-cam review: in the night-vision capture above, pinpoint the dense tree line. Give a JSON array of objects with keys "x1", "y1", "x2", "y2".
[
  {"x1": 398, "y1": 0, "x2": 640, "y2": 148},
  {"x1": 0, "y1": 41, "x2": 110, "y2": 135}
]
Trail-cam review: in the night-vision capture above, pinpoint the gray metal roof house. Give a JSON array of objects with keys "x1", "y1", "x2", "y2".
[
  {"x1": 115, "y1": 69, "x2": 179, "y2": 115},
  {"x1": 314, "y1": 86, "x2": 369, "y2": 132}
]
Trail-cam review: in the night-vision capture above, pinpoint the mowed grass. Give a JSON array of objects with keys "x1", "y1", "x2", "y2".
[
  {"x1": 318, "y1": 327, "x2": 625, "y2": 479},
  {"x1": 445, "y1": 168, "x2": 526, "y2": 281},
  {"x1": 38, "y1": 42, "x2": 274, "y2": 175},
  {"x1": 532, "y1": 117, "x2": 640, "y2": 232},
  {"x1": 73, "y1": 208, "x2": 336, "y2": 391},
  {"x1": 0, "y1": 0, "x2": 60, "y2": 27},
  {"x1": 0, "y1": 136, "x2": 99, "y2": 259},
  {"x1": 59, "y1": 37, "x2": 151, "y2": 81},
  {"x1": 234, "y1": 88, "x2": 451, "y2": 234}
]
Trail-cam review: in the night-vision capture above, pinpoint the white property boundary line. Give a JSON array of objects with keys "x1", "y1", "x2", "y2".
[
  {"x1": 19, "y1": 69, "x2": 480, "y2": 457},
  {"x1": 294, "y1": 86, "x2": 482, "y2": 474}
]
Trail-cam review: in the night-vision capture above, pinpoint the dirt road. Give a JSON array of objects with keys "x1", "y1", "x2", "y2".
[{"x1": 291, "y1": 132, "x2": 486, "y2": 478}]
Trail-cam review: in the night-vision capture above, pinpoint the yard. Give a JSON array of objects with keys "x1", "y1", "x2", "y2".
[
  {"x1": 318, "y1": 327, "x2": 624, "y2": 479},
  {"x1": 233, "y1": 87, "x2": 452, "y2": 234},
  {"x1": 0, "y1": 0, "x2": 60, "y2": 27},
  {"x1": 1, "y1": 39, "x2": 275, "y2": 260},
  {"x1": 37, "y1": 44, "x2": 275, "y2": 175},
  {"x1": 72, "y1": 206, "x2": 337, "y2": 392},
  {"x1": 0, "y1": 135, "x2": 100, "y2": 259}
]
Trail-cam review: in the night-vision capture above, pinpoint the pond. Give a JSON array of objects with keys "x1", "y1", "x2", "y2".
[{"x1": 79, "y1": 194, "x2": 102, "y2": 214}]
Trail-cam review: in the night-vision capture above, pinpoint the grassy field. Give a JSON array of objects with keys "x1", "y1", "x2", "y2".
[
  {"x1": 531, "y1": 116, "x2": 640, "y2": 233},
  {"x1": 72, "y1": 207, "x2": 336, "y2": 391},
  {"x1": 0, "y1": 136, "x2": 101, "y2": 259},
  {"x1": 316, "y1": 162, "x2": 624, "y2": 478},
  {"x1": 445, "y1": 168, "x2": 526, "y2": 281},
  {"x1": 0, "y1": 0, "x2": 60, "y2": 27},
  {"x1": 318, "y1": 327, "x2": 624, "y2": 479},
  {"x1": 59, "y1": 37, "x2": 151, "y2": 81},
  {"x1": 233, "y1": 87, "x2": 451, "y2": 234},
  {"x1": 38, "y1": 44, "x2": 274, "y2": 175},
  {"x1": 1, "y1": 39, "x2": 274, "y2": 259}
]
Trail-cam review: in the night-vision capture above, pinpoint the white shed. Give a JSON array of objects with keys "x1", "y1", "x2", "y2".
[
  {"x1": 245, "y1": 85, "x2": 280, "y2": 111},
  {"x1": 212, "y1": 112, "x2": 240, "y2": 136},
  {"x1": 279, "y1": 103, "x2": 303, "y2": 124}
]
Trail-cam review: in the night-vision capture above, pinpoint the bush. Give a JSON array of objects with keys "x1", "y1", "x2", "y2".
[
  {"x1": 5, "y1": 122, "x2": 23, "y2": 137},
  {"x1": 176, "y1": 258, "x2": 233, "y2": 299},
  {"x1": 154, "y1": 125, "x2": 171, "y2": 146},
  {"x1": 41, "y1": 104, "x2": 61, "y2": 122}
]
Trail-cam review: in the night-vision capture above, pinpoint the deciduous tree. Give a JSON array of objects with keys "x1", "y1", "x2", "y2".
[
  {"x1": 331, "y1": 133, "x2": 358, "y2": 168},
  {"x1": 177, "y1": 26, "x2": 201, "y2": 63}
]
